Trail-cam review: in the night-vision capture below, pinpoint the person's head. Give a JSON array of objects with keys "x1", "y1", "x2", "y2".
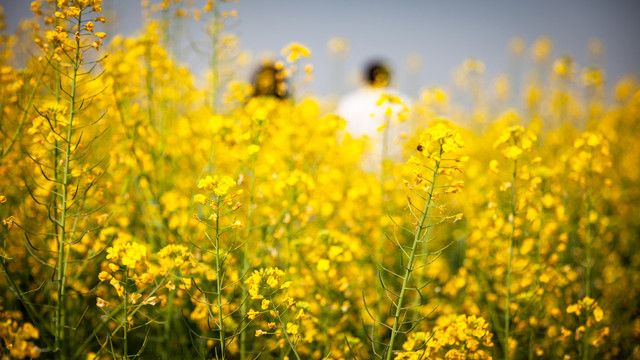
[
  {"x1": 365, "y1": 60, "x2": 391, "y2": 88},
  {"x1": 251, "y1": 61, "x2": 288, "y2": 99}
]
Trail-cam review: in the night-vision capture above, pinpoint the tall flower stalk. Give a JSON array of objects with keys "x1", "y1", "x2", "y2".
[
  {"x1": 493, "y1": 125, "x2": 537, "y2": 359},
  {"x1": 192, "y1": 175, "x2": 245, "y2": 359},
  {"x1": 570, "y1": 132, "x2": 610, "y2": 360},
  {"x1": 24, "y1": 1, "x2": 108, "y2": 357},
  {"x1": 365, "y1": 123, "x2": 465, "y2": 360}
]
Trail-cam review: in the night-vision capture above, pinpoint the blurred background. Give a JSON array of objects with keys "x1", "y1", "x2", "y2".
[{"x1": 3, "y1": 0, "x2": 640, "y2": 99}]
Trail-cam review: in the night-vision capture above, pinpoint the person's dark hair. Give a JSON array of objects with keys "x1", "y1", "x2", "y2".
[
  {"x1": 251, "y1": 63, "x2": 289, "y2": 99},
  {"x1": 365, "y1": 60, "x2": 391, "y2": 87}
]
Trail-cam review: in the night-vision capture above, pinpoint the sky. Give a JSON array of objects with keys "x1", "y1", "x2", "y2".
[{"x1": 3, "y1": 0, "x2": 640, "y2": 98}]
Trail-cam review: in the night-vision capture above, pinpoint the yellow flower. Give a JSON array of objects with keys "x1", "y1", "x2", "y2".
[
  {"x1": 503, "y1": 146, "x2": 523, "y2": 160},
  {"x1": 286, "y1": 323, "x2": 299, "y2": 335},
  {"x1": 91, "y1": 40, "x2": 102, "y2": 51},
  {"x1": 194, "y1": 194, "x2": 208, "y2": 205},
  {"x1": 121, "y1": 242, "x2": 146, "y2": 267},
  {"x1": 98, "y1": 271, "x2": 112, "y2": 281},
  {"x1": 489, "y1": 160, "x2": 500, "y2": 174},
  {"x1": 247, "y1": 309, "x2": 259, "y2": 320},
  {"x1": 96, "y1": 297, "x2": 110, "y2": 308},
  {"x1": 67, "y1": 6, "x2": 81, "y2": 18},
  {"x1": 376, "y1": 94, "x2": 402, "y2": 106},
  {"x1": 22, "y1": 323, "x2": 39, "y2": 339},
  {"x1": 3, "y1": 216, "x2": 16, "y2": 230},
  {"x1": 267, "y1": 275, "x2": 279, "y2": 288},
  {"x1": 283, "y1": 296, "x2": 295, "y2": 308},
  {"x1": 248, "y1": 144, "x2": 260, "y2": 155},
  {"x1": 317, "y1": 259, "x2": 330, "y2": 272},
  {"x1": 110, "y1": 278, "x2": 124, "y2": 297},
  {"x1": 130, "y1": 293, "x2": 142, "y2": 304},
  {"x1": 143, "y1": 296, "x2": 158, "y2": 306},
  {"x1": 593, "y1": 306, "x2": 604, "y2": 322},
  {"x1": 261, "y1": 299, "x2": 270, "y2": 310},
  {"x1": 216, "y1": 176, "x2": 236, "y2": 196},
  {"x1": 566, "y1": 303, "x2": 581, "y2": 316},
  {"x1": 281, "y1": 42, "x2": 311, "y2": 63},
  {"x1": 200, "y1": 175, "x2": 237, "y2": 196}
]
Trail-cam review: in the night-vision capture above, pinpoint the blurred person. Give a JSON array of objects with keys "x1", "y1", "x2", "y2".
[
  {"x1": 251, "y1": 60, "x2": 289, "y2": 99},
  {"x1": 336, "y1": 60, "x2": 410, "y2": 172}
]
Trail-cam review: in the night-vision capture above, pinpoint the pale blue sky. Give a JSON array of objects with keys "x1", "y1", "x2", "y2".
[{"x1": 3, "y1": 0, "x2": 640, "y2": 98}]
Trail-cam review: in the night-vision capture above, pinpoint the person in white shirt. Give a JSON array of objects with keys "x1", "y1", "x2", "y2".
[{"x1": 336, "y1": 60, "x2": 410, "y2": 172}]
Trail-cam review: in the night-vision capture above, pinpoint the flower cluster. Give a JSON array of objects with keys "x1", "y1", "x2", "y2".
[
  {"x1": 406, "y1": 122, "x2": 466, "y2": 198},
  {"x1": 281, "y1": 42, "x2": 311, "y2": 63},
  {"x1": 245, "y1": 267, "x2": 306, "y2": 355},
  {"x1": 194, "y1": 175, "x2": 243, "y2": 227},
  {"x1": 493, "y1": 125, "x2": 537, "y2": 160},
  {"x1": 396, "y1": 315, "x2": 494, "y2": 360},
  {"x1": 0, "y1": 309, "x2": 41, "y2": 359}
]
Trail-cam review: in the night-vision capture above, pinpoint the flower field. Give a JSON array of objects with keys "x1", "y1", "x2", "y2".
[{"x1": 1, "y1": 1, "x2": 639, "y2": 359}]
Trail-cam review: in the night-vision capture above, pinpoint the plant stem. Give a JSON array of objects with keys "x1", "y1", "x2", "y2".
[
  {"x1": 123, "y1": 267, "x2": 129, "y2": 360},
  {"x1": 385, "y1": 145, "x2": 442, "y2": 360},
  {"x1": 583, "y1": 152, "x2": 593, "y2": 360},
  {"x1": 585, "y1": 152, "x2": 593, "y2": 298},
  {"x1": 240, "y1": 153, "x2": 256, "y2": 360},
  {"x1": 54, "y1": 13, "x2": 82, "y2": 357},
  {"x1": 271, "y1": 296, "x2": 301, "y2": 360},
  {"x1": 505, "y1": 158, "x2": 517, "y2": 360},
  {"x1": 215, "y1": 197, "x2": 226, "y2": 359},
  {"x1": 76, "y1": 270, "x2": 173, "y2": 358}
]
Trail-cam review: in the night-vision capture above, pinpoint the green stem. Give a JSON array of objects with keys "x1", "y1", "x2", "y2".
[
  {"x1": 530, "y1": 182, "x2": 545, "y2": 360},
  {"x1": 215, "y1": 197, "x2": 226, "y2": 359},
  {"x1": 505, "y1": 158, "x2": 517, "y2": 360},
  {"x1": 240, "y1": 153, "x2": 256, "y2": 360},
  {"x1": 585, "y1": 153, "x2": 593, "y2": 298},
  {"x1": 162, "y1": 290, "x2": 176, "y2": 360},
  {"x1": 123, "y1": 267, "x2": 129, "y2": 360},
  {"x1": 583, "y1": 152, "x2": 593, "y2": 360},
  {"x1": 75, "y1": 270, "x2": 173, "y2": 358},
  {"x1": 376, "y1": 114, "x2": 390, "y2": 323},
  {"x1": 270, "y1": 295, "x2": 301, "y2": 360},
  {"x1": 385, "y1": 146, "x2": 442, "y2": 360},
  {"x1": 54, "y1": 13, "x2": 82, "y2": 357}
]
